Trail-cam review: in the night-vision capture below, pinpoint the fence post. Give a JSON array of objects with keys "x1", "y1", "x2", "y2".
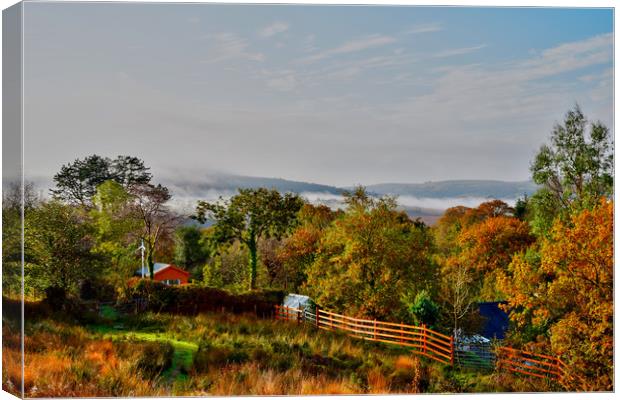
[
  {"x1": 450, "y1": 336, "x2": 454, "y2": 367},
  {"x1": 316, "y1": 306, "x2": 320, "y2": 328},
  {"x1": 297, "y1": 309, "x2": 301, "y2": 324},
  {"x1": 374, "y1": 320, "x2": 377, "y2": 340},
  {"x1": 422, "y1": 324, "x2": 427, "y2": 354},
  {"x1": 400, "y1": 322, "x2": 404, "y2": 343}
]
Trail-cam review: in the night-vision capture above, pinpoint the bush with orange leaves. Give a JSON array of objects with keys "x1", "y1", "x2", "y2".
[
  {"x1": 498, "y1": 199, "x2": 613, "y2": 391},
  {"x1": 2, "y1": 319, "x2": 169, "y2": 397}
]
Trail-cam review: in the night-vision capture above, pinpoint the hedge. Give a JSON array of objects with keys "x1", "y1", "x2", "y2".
[{"x1": 126, "y1": 280, "x2": 286, "y2": 317}]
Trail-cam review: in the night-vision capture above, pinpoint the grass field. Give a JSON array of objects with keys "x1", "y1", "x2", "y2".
[{"x1": 2, "y1": 306, "x2": 552, "y2": 397}]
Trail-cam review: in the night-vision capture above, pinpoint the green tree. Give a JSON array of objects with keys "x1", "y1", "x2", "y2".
[
  {"x1": 25, "y1": 201, "x2": 101, "y2": 299},
  {"x1": 194, "y1": 188, "x2": 304, "y2": 290},
  {"x1": 51, "y1": 155, "x2": 151, "y2": 206},
  {"x1": 407, "y1": 289, "x2": 440, "y2": 328},
  {"x1": 304, "y1": 187, "x2": 435, "y2": 320},
  {"x1": 90, "y1": 180, "x2": 142, "y2": 286},
  {"x1": 2, "y1": 181, "x2": 39, "y2": 296},
  {"x1": 173, "y1": 225, "x2": 212, "y2": 280},
  {"x1": 203, "y1": 241, "x2": 249, "y2": 290},
  {"x1": 530, "y1": 105, "x2": 613, "y2": 236}
]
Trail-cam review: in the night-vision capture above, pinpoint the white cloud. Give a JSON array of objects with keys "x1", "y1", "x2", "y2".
[
  {"x1": 431, "y1": 44, "x2": 487, "y2": 58},
  {"x1": 259, "y1": 21, "x2": 289, "y2": 38},
  {"x1": 267, "y1": 73, "x2": 298, "y2": 92},
  {"x1": 403, "y1": 22, "x2": 443, "y2": 35},
  {"x1": 201, "y1": 32, "x2": 264, "y2": 64},
  {"x1": 299, "y1": 34, "x2": 396, "y2": 63},
  {"x1": 380, "y1": 33, "x2": 613, "y2": 144}
]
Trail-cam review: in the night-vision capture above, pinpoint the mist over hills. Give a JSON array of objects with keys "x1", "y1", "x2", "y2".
[
  {"x1": 163, "y1": 174, "x2": 538, "y2": 225},
  {"x1": 164, "y1": 174, "x2": 537, "y2": 200},
  {"x1": 364, "y1": 180, "x2": 538, "y2": 199}
]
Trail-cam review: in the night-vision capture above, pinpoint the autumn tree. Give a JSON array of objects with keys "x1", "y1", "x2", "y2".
[
  {"x1": 498, "y1": 199, "x2": 612, "y2": 390},
  {"x1": 194, "y1": 188, "x2": 304, "y2": 290},
  {"x1": 304, "y1": 187, "x2": 435, "y2": 321},
  {"x1": 456, "y1": 215, "x2": 534, "y2": 300},
  {"x1": 51, "y1": 155, "x2": 152, "y2": 206},
  {"x1": 276, "y1": 204, "x2": 341, "y2": 291}
]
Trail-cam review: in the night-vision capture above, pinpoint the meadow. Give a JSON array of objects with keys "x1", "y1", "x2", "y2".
[{"x1": 2, "y1": 302, "x2": 554, "y2": 397}]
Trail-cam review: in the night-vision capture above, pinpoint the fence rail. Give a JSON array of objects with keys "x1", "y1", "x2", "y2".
[
  {"x1": 276, "y1": 305, "x2": 453, "y2": 365},
  {"x1": 496, "y1": 346, "x2": 565, "y2": 382},
  {"x1": 274, "y1": 304, "x2": 568, "y2": 387}
]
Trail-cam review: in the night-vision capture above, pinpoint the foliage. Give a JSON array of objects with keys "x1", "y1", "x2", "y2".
[
  {"x1": 129, "y1": 183, "x2": 179, "y2": 279},
  {"x1": 304, "y1": 187, "x2": 435, "y2": 321},
  {"x1": 406, "y1": 290, "x2": 440, "y2": 328},
  {"x1": 529, "y1": 105, "x2": 613, "y2": 236},
  {"x1": 194, "y1": 188, "x2": 304, "y2": 289},
  {"x1": 276, "y1": 204, "x2": 341, "y2": 291},
  {"x1": 173, "y1": 225, "x2": 212, "y2": 280},
  {"x1": 126, "y1": 280, "x2": 285, "y2": 316},
  {"x1": 203, "y1": 241, "x2": 249, "y2": 290},
  {"x1": 51, "y1": 155, "x2": 152, "y2": 206},
  {"x1": 2, "y1": 181, "x2": 40, "y2": 296},
  {"x1": 90, "y1": 180, "x2": 142, "y2": 287},
  {"x1": 498, "y1": 199, "x2": 613, "y2": 390},
  {"x1": 24, "y1": 201, "x2": 102, "y2": 298}
]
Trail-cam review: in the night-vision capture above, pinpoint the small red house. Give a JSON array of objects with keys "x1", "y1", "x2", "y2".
[{"x1": 136, "y1": 262, "x2": 190, "y2": 285}]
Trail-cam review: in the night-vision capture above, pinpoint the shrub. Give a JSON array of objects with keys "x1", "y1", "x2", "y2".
[
  {"x1": 134, "y1": 341, "x2": 174, "y2": 379},
  {"x1": 407, "y1": 290, "x2": 440, "y2": 328},
  {"x1": 126, "y1": 280, "x2": 285, "y2": 317}
]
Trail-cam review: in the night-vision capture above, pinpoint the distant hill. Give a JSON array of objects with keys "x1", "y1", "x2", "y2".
[
  {"x1": 364, "y1": 180, "x2": 538, "y2": 199},
  {"x1": 166, "y1": 175, "x2": 539, "y2": 226},
  {"x1": 165, "y1": 174, "x2": 343, "y2": 198}
]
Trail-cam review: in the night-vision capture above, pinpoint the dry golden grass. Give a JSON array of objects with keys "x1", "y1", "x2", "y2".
[
  {"x1": 2, "y1": 311, "x2": 524, "y2": 396},
  {"x1": 3, "y1": 322, "x2": 167, "y2": 398}
]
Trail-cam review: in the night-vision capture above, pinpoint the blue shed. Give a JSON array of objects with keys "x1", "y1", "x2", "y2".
[{"x1": 478, "y1": 301, "x2": 509, "y2": 340}]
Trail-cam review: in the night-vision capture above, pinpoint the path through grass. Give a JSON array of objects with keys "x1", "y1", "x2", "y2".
[{"x1": 89, "y1": 312, "x2": 198, "y2": 384}]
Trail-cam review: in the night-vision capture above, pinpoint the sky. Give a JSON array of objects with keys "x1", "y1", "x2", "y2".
[{"x1": 22, "y1": 3, "x2": 613, "y2": 188}]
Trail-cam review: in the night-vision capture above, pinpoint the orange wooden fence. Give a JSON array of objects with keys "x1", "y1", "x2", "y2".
[
  {"x1": 274, "y1": 304, "x2": 570, "y2": 387},
  {"x1": 496, "y1": 346, "x2": 565, "y2": 383},
  {"x1": 275, "y1": 304, "x2": 303, "y2": 322},
  {"x1": 276, "y1": 305, "x2": 453, "y2": 365}
]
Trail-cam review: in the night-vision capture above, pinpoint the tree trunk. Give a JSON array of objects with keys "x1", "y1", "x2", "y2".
[
  {"x1": 147, "y1": 247, "x2": 155, "y2": 280},
  {"x1": 248, "y1": 231, "x2": 258, "y2": 290}
]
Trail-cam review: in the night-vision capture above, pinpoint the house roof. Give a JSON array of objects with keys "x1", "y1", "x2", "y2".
[
  {"x1": 283, "y1": 293, "x2": 313, "y2": 310},
  {"x1": 135, "y1": 263, "x2": 190, "y2": 277}
]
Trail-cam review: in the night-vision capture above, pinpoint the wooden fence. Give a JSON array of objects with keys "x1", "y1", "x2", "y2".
[
  {"x1": 275, "y1": 305, "x2": 453, "y2": 365},
  {"x1": 274, "y1": 305, "x2": 568, "y2": 387},
  {"x1": 496, "y1": 346, "x2": 565, "y2": 383}
]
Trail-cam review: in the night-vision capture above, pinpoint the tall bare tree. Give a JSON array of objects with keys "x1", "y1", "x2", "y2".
[{"x1": 130, "y1": 183, "x2": 179, "y2": 279}]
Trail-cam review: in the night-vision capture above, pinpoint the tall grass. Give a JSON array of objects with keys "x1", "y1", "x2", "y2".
[{"x1": 3, "y1": 309, "x2": 546, "y2": 396}]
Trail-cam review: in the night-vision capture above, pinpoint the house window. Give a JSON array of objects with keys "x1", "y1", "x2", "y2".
[{"x1": 163, "y1": 279, "x2": 181, "y2": 285}]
